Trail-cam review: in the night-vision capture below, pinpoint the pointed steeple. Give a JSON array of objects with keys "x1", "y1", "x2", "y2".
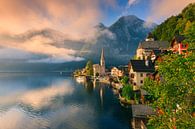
[
  {"x1": 137, "y1": 43, "x2": 142, "y2": 49},
  {"x1": 100, "y1": 48, "x2": 105, "y2": 67}
]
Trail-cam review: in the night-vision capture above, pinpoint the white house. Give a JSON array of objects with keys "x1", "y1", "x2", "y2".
[{"x1": 129, "y1": 60, "x2": 155, "y2": 91}]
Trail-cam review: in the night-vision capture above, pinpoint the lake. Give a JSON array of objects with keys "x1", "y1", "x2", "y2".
[{"x1": 0, "y1": 73, "x2": 132, "y2": 129}]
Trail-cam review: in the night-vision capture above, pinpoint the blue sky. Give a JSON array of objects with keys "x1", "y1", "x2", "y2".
[
  {"x1": 101, "y1": 0, "x2": 194, "y2": 26},
  {"x1": 102, "y1": 0, "x2": 152, "y2": 26}
]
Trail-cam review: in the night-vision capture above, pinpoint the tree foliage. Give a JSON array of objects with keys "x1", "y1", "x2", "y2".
[
  {"x1": 143, "y1": 53, "x2": 195, "y2": 129},
  {"x1": 120, "y1": 76, "x2": 129, "y2": 85},
  {"x1": 121, "y1": 84, "x2": 134, "y2": 100},
  {"x1": 152, "y1": 3, "x2": 195, "y2": 48},
  {"x1": 85, "y1": 60, "x2": 93, "y2": 76}
]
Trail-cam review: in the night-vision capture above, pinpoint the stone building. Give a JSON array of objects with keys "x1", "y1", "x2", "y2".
[{"x1": 93, "y1": 49, "x2": 106, "y2": 77}]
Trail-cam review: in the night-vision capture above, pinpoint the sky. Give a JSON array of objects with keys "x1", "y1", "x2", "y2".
[{"x1": 0, "y1": 0, "x2": 194, "y2": 63}]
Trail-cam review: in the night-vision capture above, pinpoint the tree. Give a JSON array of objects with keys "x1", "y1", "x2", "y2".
[
  {"x1": 85, "y1": 60, "x2": 93, "y2": 76},
  {"x1": 152, "y1": 3, "x2": 195, "y2": 42},
  {"x1": 143, "y1": 53, "x2": 195, "y2": 129},
  {"x1": 121, "y1": 84, "x2": 134, "y2": 100},
  {"x1": 121, "y1": 76, "x2": 129, "y2": 85},
  {"x1": 183, "y1": 22, "x2": 195, "y2": 49}
]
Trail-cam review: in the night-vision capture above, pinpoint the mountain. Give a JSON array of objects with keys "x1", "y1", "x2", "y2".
[
  {"x1": 11, "y1": 15, "x2": 155, "y2": 65},
  {"x1": 80, "y1": 15, "x2": 156, "y2": 64},
  {"x1": 152, "y1": 3, "x2": 195, "y2": 48}
]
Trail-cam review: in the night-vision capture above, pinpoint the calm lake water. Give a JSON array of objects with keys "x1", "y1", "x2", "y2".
[{"x1": 0, "y1": 73, "x2": 131, "y2": 129}]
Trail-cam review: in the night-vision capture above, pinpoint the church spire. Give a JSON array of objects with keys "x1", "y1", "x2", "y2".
[{"x1": 100, "y1": 48, "x2": 105, "y2": 67}]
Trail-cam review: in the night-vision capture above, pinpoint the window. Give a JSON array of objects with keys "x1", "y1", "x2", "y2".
[
  {"x1": 131, "y1": 73, "x2": 134, "y2": 78},
  {"x1": 182, "y1": 44, "x2": 186, "y2": 48},
  {"x1": 140, "y1": 73, "x2": 143, "y2": 77},
  {"x1": 140, "y1": 80, "x2": 143, "y2": 84}
]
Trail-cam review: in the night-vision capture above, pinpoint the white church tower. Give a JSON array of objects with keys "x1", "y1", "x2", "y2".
[{"x1": 100, "y1": 48, "x2": 106, "y2": 75}]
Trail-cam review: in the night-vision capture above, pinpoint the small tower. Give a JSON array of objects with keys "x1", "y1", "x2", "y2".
[
  {"x1": 145, "y1": 32, "x2": 154, "y2": 41},
  {"x1": 100, "y1": 48, "x2": 105, "y2": 67},
  {"x1": 100, "y1": 48, "x2": 105, "y2": 75}
]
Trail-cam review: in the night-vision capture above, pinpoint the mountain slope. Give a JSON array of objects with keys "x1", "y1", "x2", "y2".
[
  {"x1": 81, "y1": 15, "x2": 156, "y2": 63},
  {"x1": 152, "y1": 3, "x2": 195, "y2": 46}
]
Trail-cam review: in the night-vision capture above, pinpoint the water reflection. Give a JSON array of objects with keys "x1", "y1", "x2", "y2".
[
  {"x1": 100, "y1": 87, "x2": 104, "y2": 107},
  {"x1": 0, "y1": 78, "x2": 74, "y2": 109},
  {"x1": 0, "y1": 74, "x2": 131, "y2": 129}
]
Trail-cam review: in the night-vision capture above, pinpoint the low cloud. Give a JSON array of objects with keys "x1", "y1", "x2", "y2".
[
  {"x1": 148, "y1": 0, "x2": 195, "y2": 23},
  {"x1": 128, "y1": 0, "x2": 139, "y2": 6},
  {"x1": 0, "y1": 0, "x2": 101, "y2": 40},
  {"x1": 0, "y1": 32, "x2": 84, "y2": 63}
]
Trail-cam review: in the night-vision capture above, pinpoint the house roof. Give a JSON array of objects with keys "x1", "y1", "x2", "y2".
[
  {"x1": 174, "y1": 35, "x2": 185, "y2": 43},
  {"x1": 132, "y1": 104, "x2": 155, "y2": 118},
  {"x1": 138, "y1": 41, "x2": 170, "y2": 49},
  {"x1": 130, "y1": 60, "x2": 155, "y2": 72}
]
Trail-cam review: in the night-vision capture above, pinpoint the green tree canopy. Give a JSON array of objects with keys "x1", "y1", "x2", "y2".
[
  {"x1": 122, "y1": 84, "x2": 134, "y2": 100},
  {"x1": 85, "y1": 60, "x2": 93, "y2": 76},
  {"x1": 143, "y1": 53, "x2": 195, "y2": 129},
  {"x1": 152, "y1": 3, "x2": 195, "y2": 45}
]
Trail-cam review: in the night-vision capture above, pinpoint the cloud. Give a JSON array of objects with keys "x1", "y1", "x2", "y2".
[
  {"x1": 0, "y1": 0, "x2": 101, "y2": 40},
  {"x1": 0, "y1": 0, "x2": 120, "y2": 63},
  {"x1": 128, "y1": 0, "x2": 138, "y2": 6},
  {"x1": 148, "y1": 0, "x2": 195, "y2": 23},
  {"x1": 0, "y1": 32, "x2": 84, "y2": 63}
]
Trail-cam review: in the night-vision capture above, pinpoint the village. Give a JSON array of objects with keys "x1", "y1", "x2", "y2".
[{"x1": 74, "y1": 33, "x2": 193, "y2": 129}]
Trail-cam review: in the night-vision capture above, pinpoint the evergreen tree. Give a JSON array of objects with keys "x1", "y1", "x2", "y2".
[{"x1": 85, "y1": 60, "x2": 93, "y2": 76}]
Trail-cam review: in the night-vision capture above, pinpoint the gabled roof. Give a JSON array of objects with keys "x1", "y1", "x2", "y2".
[
  {"x1": 171, "y1": 35, "x2": 186, "y2": 47},
  {"x1": 130, "y1": 60, "x2": 155, "y2": 72},
  {"x1": 174, "y1": 35, "x2": 185, "y2": 43},
  {"x1": 138, "y1": 41, "x2": 170, "y2": 49},
  {"x1": 132, "y1": 104, "x2": 155, "y2": 118}
]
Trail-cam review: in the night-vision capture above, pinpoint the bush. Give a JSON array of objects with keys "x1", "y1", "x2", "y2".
[{"x1": 121, "y1": 84, "x2": 133, "y2": 100}]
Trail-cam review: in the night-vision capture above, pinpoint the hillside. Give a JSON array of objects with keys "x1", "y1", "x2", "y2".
[{"x1": 152, "y1": 3, "x2": 195, "y2": 48}]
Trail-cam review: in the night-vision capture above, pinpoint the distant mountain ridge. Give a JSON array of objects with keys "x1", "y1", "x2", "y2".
[{"x1": 80, "y1": 15, "x2": 156, "y2": 63}]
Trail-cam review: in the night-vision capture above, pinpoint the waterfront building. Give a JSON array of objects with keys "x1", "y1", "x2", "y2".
[
  {"x1": 136, "y1": 34, "x2": 169, "y2": 60},
  {"x1": 129, "y1": 60, "x2": 155, "y2": 91},
  {"x1": 131, "y1": 104, "x2": 155, "y2": 129},
  {"x1": 111, "y1": 67, "x2": 123, "y2": 77}
]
